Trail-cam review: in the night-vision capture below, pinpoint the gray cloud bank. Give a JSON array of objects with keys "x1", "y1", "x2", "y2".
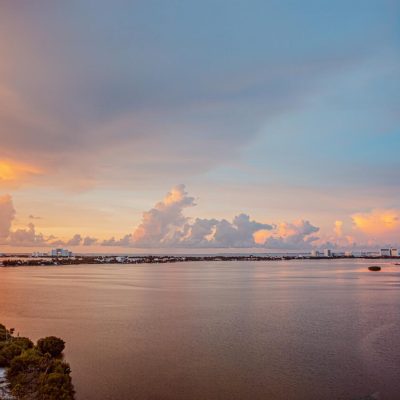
[{"x1": 2, "y1": 1, "x2": 393, "y2": 190}]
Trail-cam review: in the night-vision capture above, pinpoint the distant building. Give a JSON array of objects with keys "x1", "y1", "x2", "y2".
[
  {"x1": 380, "y1": 248, "x2": 390, "y2": 257},
  {"x1": 380, "y1": 248, "x2": 399, "y2": 257},
  {"x1": 51, "y1": 248, "x2": 73, "y2": 258},
  {"x1": 31, "y1": 252, "x2": 49, "y2": 257},
  {"x1": 323, "y1": 249, "x2": 332, "y2": 257},
  {"x1": 310, "y1": 250, "x2": 319, "y2": 257},
  {"x1": 344, "y1": 251, "x2": 353, "y2": 257}
]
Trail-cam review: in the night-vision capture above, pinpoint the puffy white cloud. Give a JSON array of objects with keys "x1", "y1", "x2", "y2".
[
  {"x1": 131, "y1": 186, "x2": 275, "y2": 248},
  {"x1": 0, "y1": 194, "x2": 15, "y2": 240},
  {"x1": 207, "y1": 214, "x2": 273, "y2": 248},
  {"x1": 132, "y1": 185, "x2": 195, "y2": 246}
]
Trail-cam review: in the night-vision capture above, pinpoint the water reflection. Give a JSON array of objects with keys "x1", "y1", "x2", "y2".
[{"x1": 1, "y1": 259, "x2": 399, "y2": 399}]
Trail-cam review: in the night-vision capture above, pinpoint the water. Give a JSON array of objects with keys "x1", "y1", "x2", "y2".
[{"x1": 1, "y1": 259, "x2": 399, "y2": 400}]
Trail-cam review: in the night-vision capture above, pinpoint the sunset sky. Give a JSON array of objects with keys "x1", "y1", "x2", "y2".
[{"x1": 0, "y1": 1, "x2": 399, "y2": 252}]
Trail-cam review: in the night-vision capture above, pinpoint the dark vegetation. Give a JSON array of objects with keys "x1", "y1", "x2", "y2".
[{"x1": 0, "y1": 323, "x2": 74, "y2": 400}]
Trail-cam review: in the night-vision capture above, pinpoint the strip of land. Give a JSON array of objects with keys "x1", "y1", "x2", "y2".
[{"x1": 1, "y1": 254, "x2": 399, "y2": 267}]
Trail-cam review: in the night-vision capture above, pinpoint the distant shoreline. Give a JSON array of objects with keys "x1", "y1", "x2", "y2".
[{"x1": 1, "y1": 254, "x2": 400, "y2": 267}]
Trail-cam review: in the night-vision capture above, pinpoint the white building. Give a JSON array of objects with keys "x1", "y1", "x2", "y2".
[
  {"x1": 32, "y1": 252, "x2": 49, "y2": 257},
  {"x1": 51, "y1": 248, "x2": 73, "y2": 258},
  {"x1": 310, "y1": 250, "x2": 319, "y2": 257},
  {"x1": 380, "y1": 248, "x2": 399, "y2": 257}
]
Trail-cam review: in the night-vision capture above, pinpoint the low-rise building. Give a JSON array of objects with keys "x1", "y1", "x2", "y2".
[
  {"x1": 380, "y1": 248, "x2": 398, "y2": 257},
  {"x1": 51, "y1": 248, "x2": 73, "y2": 258}
]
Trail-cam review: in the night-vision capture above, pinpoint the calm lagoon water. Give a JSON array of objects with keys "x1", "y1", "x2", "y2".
[{"x1": 1, "y1": 259, "x2": 399, "y2": 400}]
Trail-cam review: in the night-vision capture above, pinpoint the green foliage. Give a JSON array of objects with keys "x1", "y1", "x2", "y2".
[
  {"x1": 8, "y1": 348, "x2": 46, "y2": 377},
  {"x1": 0, "y1": 337, "x2": 34, "y2": 367},
  {"x1": 12, "y1": 337, "x2": 34, "y2": 351},
  {"x1": 38, "y1": 370, "x2": 75, "y2": 400},
  {"x1": 0, "y1": 323, "x2": 75, "y2": 399},
  {"x1": 37, "y1": 336, "x2": 65, "y2": 357},
  {"x1": 0, "y1": 323, "x2": 9, "y2": 341}
]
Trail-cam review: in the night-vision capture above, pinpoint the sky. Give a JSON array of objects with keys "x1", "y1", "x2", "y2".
[{"x1": 0, "y1": 0, "x2": 399, "y2": 253}]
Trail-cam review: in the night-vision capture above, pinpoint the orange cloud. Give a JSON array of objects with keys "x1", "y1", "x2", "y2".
[
  {"x1": 352, "y1": 209, "x2": 400, "y2": 236},
  {"x1": 0, "y1": 159, "x2": 41, "y2": 185},
  {"x1": 333, "y1": 220, "x2": 343, "y2": 237},
  {"x1": 253, "y1": 229, "x2": 272, "y2": 244}
]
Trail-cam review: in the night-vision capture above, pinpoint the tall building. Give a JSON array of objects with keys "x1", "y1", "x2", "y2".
[
  {"x1": 323, "y1": 249, "x2": 332, "y2": 257},
  {"x1": 390, "y1": 248, "x2": 398, "y2": 257},
  {"x1": 310, "y1": 250, "x2": 319, "y2": 257},
  {"x1": 51, "y1": 248, "x2": 73, "y2": 257}
]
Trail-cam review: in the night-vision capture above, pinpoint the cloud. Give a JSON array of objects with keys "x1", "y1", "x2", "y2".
[
  {"x1": 352, "y1": 209, "x2": 400, "y2": 236},
  {"x1": 7, "y1": 223, "x2": 47, "y2": 247},
  {"x1": 0, "y1": 159, "x2": 42, "y2": 188},
  {"x1": 3, "y1": 186, "x2": 399, "y2": 251},
  {"x1": 67, "y1": 234, "x2": 82, "y2": 246},
  {"x1": 0, "y1": 194, "x2": 16, "y2": 240},
  {"x1": 83, "y1": 236, "x2": 98, "y2": 246},
  {"x1": 0, "y1": 2, "x2": 380, "y2": 191},
  {"x1": 130, "y1": 185, "x2": 316, "y2": 248},
  {"x1": 29, "y1": 214, "x2": 42, "y2": 220},
  {"x1": 131, "y1": 185, "x2": 274, "y2": 248},
  {"x1": 206, "y1": 214, "x2": 273, "y2": 248},
  {"x1": 348, "y1": 209, "x2": 400, "y2": 247},
  {"x1": 334, "y1": 220, "x2": 343, "y2": 237},
  {"x1": 132, "y1": 185, "x2": 196, "y2": 246},
  {"x1": 101, "y1": 234, "x2": 132, "y2": 247},
  {"x1": 262, "y1": 220, "x2": 320, "y2": 249}
]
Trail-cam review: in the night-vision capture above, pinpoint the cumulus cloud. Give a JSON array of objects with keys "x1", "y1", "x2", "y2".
[
  {"x1": 130, "y1": 185, "x2": 275, "y2": 248},
  {"x1": 261, "y1": 220, "x2": 320, "y2": 249},
  {"x1": 0, "y1": 194, "x2": 15, "y2": 240},
  {"x1": 102, "y1": 234, "x2": 132, "y2": 247},
  {"x1": 352, "y1": 209, "x2": 400, "y2": 236},
  {"x1": 66, "y1": 234, "x2": 82, "y2": 246},
  {"x1": 7, "y1": 223, "x2": 47, "y2": 247},
  {"x1": 132, "y1": 185, "x2": 196, "y2": 246},
  {"x1": 83, "y1": 236, "x2": 98, "y2": 246},
  {"x1": 129, "y1": 185, "x2": 314, "y2": 248}
]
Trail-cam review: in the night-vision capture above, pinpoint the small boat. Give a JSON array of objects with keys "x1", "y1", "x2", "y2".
[
  {"x1": 368, "y1": 266, "x2": 381, "y2": 271},
  {"x1": 394, "y1": 263, "x2": 400, "y2": 266}
]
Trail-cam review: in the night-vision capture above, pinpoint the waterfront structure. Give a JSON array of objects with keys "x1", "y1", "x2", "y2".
[
  {"x1": 310, "y1": 250, "x2": 319, "y2": 257},
  {"x1": 380, "y1": 248, "x2": 398, "y2": 257},
  {"x1": 32, "y1": 252, "x2": 49, "y2": 257},
  {"x1": 323, "y1": 249, "x2": 332, "y2": 257},
  {"x1": 51, "y1": 248, "x2": 73, "y2": 258}
]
